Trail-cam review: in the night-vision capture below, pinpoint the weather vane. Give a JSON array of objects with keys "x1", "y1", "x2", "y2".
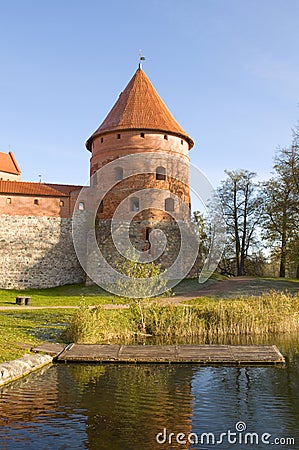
[{"x1": 139, "y1": 50, "x2": 145, "y2": 69}]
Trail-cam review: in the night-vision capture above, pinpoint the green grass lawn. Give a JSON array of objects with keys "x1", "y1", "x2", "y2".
[
  {"x1": 0, "y1": 283, "x2": 123, "y2": 307},
  {"x1": 0, "y1": 274, "x2": 227, "y2": 307},
  {"x1": 0, "y1": 309, "x2": 73, "y2": 363}
]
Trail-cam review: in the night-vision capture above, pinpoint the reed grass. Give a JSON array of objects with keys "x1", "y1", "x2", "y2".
[{"x1": 67, "y1": 291, "x2": 299, "y2": 344}]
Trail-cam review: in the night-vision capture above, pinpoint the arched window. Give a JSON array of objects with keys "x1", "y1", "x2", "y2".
[
  {"x1": 60, "y1": 200, "x2": 64, "y2": 207},
  {"x1": 34, "y1": 199, "x2": 39, "y2": 205},
  {"x1": 165, "y1": 197, "x2": 174, "y2": 212},
  {"x1": 115, "y1": 167, "x2": 123, "y2": 181},
  {"x1": 78, "y1": 201, "x2": 85, "y2": 211},
  {"x1": 130, "y1": 197, "x2": 139, "y2": 212},
  {"x1": 156, "y1": 166, "x2": 166, "y2": 181}
]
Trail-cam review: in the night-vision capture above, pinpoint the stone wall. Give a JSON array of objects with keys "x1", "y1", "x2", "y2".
[
  {"x1": 85, "y1": 218, "x2": 202, "y2": 287},
  {"x1": 0, "y1": 215, "x2": 85, "y2": 289}
]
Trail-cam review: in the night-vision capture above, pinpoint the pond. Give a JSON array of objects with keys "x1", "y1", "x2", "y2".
[{"x1": 0, "y1": 335, "x2": 298, "y2": 449}]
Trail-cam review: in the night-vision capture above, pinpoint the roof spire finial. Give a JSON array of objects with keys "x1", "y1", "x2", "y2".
[{"x1": 138, "y1": 49, "x2": 145, "y2": 70}]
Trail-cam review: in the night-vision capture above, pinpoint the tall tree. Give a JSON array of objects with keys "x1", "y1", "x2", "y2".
[
  {"x1": 262, "y1": 144, "x2": 299, "y2": 278},
  {"x1": 217, "y1": 170, "x2": 262, "y2": 276}
]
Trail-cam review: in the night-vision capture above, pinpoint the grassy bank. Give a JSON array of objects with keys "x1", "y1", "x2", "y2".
[
  {"x1": 67, "y1": 291, "x2": 299, "y2": 344},
  {"x1": 0, "y1": 309, "x2": 73, "y2": 362},
  {"x1": 1, "y1": 277, "x2": 298, "y2": 362}
]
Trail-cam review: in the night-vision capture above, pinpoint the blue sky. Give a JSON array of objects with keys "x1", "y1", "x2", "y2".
[{"x1": 0, "y1": 0, "x2": 298, "y2": 190}]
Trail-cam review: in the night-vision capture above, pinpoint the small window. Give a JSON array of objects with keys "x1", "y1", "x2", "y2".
[
  {"x1": 164, "y1": 134, "x2": 168, "y2": 140},
  {"x1": 101, "y1": 137, "x2": 104, "y2": 143},
  {"x1": 140, "y1": 132, "x2": 145, "y2": 138},
  {"x1": 189, "y1": 202, "x2": 191, "y2": 209},
  {"x1": 130, "y1": 197, "x2": 139, "y2": 212},
  {"x1": 6, "y1": 197, "x2": 11, "y2": 204},
  {"x1": 181, "y1": 139, "x2": 184, "y2": 145},
  {"x1": 34, "y1": 199, "x2": 39, "y2": 205},
  {"x1": 165, "y1": 198, "x2": 174, "y2": 212},
  {"x1": 115, "y1": 167, "x2": 123, "y2": 181},
  {"x1": 99, "y1": 201, "x2": 103, "y2": 213},
  {"x1": 156, "y1": 166, "x2": 166, "y2": 181},
  {"x1": 60, "y1": 200, "x2": 65, "y2": 207},
  {"x1": 78, "y1": 201, "x2": 85, "y2": 211},
  {"x1": 145, "y1": 227, "x2": 151, "y2": 241},
  {"x1": 117, "y1": 133, "x2": 121, "y2": 139}
]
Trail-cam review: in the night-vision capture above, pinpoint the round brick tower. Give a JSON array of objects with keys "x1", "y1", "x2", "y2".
[
  {"x1": 85, "y1": 66, "x2": 195, "y2": 265},
  {"x1": 86, "y1": 66, "x2": 194, "y2": 220}
]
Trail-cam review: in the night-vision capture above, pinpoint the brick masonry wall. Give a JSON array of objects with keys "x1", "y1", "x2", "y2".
[
  {"x1": 0, "y1": 215, "x2": 85, "y2": 289},
  {"x1": 0, "y1": 194, "x2": 71, "y2": 218}
]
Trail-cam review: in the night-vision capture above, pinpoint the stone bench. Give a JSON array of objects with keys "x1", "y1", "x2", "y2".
[{"x1": 16, "y1": 296, "x2": 32, "y2": 305}]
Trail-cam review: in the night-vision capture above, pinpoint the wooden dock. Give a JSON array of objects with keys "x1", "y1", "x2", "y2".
[{"x1": 44, "y1": 344, "x2": 285, "y2": 365}]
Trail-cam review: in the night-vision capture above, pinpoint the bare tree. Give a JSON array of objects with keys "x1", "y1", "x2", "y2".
[{"x1": 217, "y1": 170, "x2": 263, "y2": 276}]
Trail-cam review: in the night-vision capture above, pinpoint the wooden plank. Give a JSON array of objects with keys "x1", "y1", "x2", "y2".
[
  {"x1": 119, "y1": 345, "x2": 176, "y2": 362},
  {"x1": 55, "y1": 344, "x2": 285, "y2": 364},
  {"x1": 31, "y1": 342, "x2": 65, "y2": 357},
  {"x1": 57, "y1": 344, "x2": 121, "y2": 362}
]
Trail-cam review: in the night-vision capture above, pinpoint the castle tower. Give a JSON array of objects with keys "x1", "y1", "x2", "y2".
[
  {"x1": 84, "y1": 66, "x2": 195, "y2": 274},
  {"x1": 86, "y1": 68, "x2": 194, "y2": 220}
]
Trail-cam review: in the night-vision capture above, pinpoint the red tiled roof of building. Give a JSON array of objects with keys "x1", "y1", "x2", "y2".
[
  {"x1": 86, "y1": 68, "x2": 194, "y2": 151},
  {"x1": 45, "y1": 183, "x2": 83, "y2": 194},
  {"x1": 0, "y1": 180, "x2": 68, "y2": 197},
  {"x1": 0, "y1": 151, "x2": 21, "y2": 175}
]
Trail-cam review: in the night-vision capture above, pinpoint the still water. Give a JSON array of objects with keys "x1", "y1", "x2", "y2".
[{"x1": 0, "y1": 335, "x2": 298, "y2": 450}]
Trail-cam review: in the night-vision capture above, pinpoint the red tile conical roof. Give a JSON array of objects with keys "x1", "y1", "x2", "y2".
[{"x1": 86, "y1": 68, "x2": 194, "y2": 150}]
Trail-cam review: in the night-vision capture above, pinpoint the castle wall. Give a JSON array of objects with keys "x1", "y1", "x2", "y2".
[
  {"x1": 0, "y1": 194, "x2": 71, "y2": 218},
  {"x1": 0, "y1": 215, "x2": 85, "y2": 289}
]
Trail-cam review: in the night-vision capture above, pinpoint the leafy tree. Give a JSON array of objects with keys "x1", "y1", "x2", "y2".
[
  {"x1": 262, "y1": 144, "x2": 299, "y2": 278},
  {"x1": 217, "y1": 170, "x2": 263, "y2": 276},
  {"x1": 116, "y1": 251, "x2": 171, "y2": 332}
]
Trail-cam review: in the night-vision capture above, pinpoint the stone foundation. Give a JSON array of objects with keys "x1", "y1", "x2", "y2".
[{"x1": 85, "y1": 219, "x2": 202, "y2": 287}]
